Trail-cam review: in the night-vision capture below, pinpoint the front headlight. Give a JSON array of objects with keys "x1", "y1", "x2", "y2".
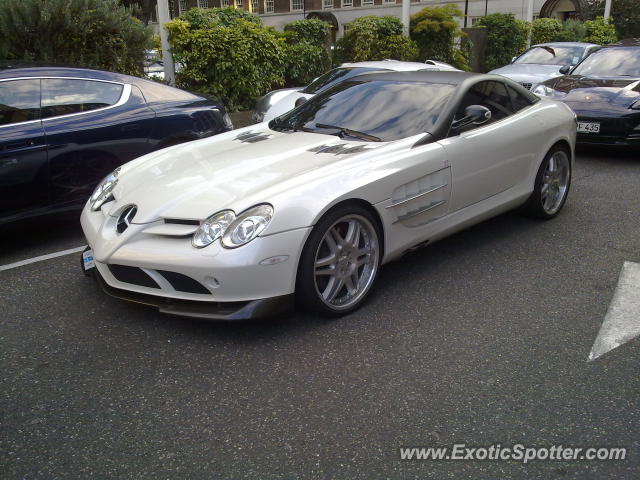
[
  {"x1": 192, "y1": 210, "x2": 235, "y2": 248},
  {"x1": 90, "y1": 168, "x2": 121, "y2": 211},
  {"x1": 222, "y1": 204, "x2": 274, "y2": 249},
  {"x1": 532, "y1": 84, "x2": 554, "y2": 97}
]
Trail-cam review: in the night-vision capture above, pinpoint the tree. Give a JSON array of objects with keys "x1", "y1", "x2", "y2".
[
  {"x1": 477, "y1": 13, "x2": 530, "y2": 71},
  {"x1": 583, "y1": 16, "x2": 618, "y2": 45},
  {"x1": 410, "y1": 5, "x2": 465, "y2": 66},
  {"x1": 119, "y1": 0, "x2": 155, "y2": 25},
  {"x1": 582, "y1": 0, "x2": 640, "y2": 40},
  {"x1": 0, "y1": 0, "x2": 152, "y2": 76}
]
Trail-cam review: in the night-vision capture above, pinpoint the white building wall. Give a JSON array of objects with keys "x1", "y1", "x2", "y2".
[{"x1": 260, "y1": 0, "x2": 553, "y2": 37}]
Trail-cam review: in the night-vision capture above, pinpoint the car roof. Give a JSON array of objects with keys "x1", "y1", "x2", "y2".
[
  {"x1": 533, "y1": 42, "x2": 600, "y2": 48},
  {"x1": 0, "y1": 66, "x2": 137, "y2": 82},
  {"x1": 347, "y1": 69, "x2": 482, "y2": 85},
  {"x1": 340, "y1": 60, "x2": 457, "y2": 72}
]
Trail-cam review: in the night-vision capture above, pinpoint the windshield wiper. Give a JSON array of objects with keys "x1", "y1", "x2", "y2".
[
  {"x1": 314, "y1": 123, "x2": 381, "y2": 142},
  {"x1": 269, "y1": 117, "x2": 297, "y2": 132}
]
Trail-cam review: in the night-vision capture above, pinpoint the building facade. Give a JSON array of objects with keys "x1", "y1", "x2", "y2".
[{"x1": 159, "y1": 0, "x2": 585, "y2": 39}]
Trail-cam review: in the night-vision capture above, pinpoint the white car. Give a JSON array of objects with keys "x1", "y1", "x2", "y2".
[
  {"x1": 253, "y1": 59, "x2": 460, "y2": 123},
  {"x1": 489, "y1": 42, "x2": 600, "y2": 90},
  {"x1": 81, "y1": 71, "x2": 576, "y2": 320}
]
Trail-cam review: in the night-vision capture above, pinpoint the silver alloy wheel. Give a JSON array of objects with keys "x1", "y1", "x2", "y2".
[
  {"x1": 541, "y1": 150, "x2": 570, "y2": 215},
  {"x1": 313, "y1": 214, "x2": 380, "y2": 311}
]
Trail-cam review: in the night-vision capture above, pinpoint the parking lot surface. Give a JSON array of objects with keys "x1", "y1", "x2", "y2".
[{"x1": 1, "y1": 148, "x2": 639, "y2": 479}]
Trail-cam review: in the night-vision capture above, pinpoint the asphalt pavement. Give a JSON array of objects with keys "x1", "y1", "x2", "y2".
[{"x1": 1, "y1": 147, "x2": 639, "y2": 479}]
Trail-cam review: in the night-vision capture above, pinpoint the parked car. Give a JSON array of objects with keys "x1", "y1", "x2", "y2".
[
  {"x1": 0, "y1": 66, "x2": 233, "y2": 224},
  {"x1": 252, "y1": 59, "x2": 460, "y2": 123},
  {"x1": 81, "y1": 70, "x2": 576, "y2": 320},
  {"x1": 489, "y1": 42, "x2": 600, "y2": 90},
  {"x1": 532, "y1": 40, "x2": 640, "y2": 146}
]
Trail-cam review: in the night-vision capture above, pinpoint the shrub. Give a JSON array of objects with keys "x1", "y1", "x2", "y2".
[
  {"x1": 410, "y1": 5, "x2": 465, "y2": 64},
  {"x1": 477, "y1": 13, "x2": 530, "y2": 71},
  {"x1": 283, "y1": 41, "x2": 331, "y2": 87},
  {"x1": 0, "y1": 0, "x2": 152, "y2": 75},
  {"x1": 335, "y1": 16, "x2": 417, "y2": 63},
  {"x1": 177, "y1": 5, "x2": 261, "y2": 28},
  {"x1": 556, "y1": 19, "x2": 588, "y2": 42},
  {"x1": 166, "y1": 15, "x2": 285, "y2": 111},
  {"x1": 584, "y1": 16, "x2": 618, "y2": 45},
  {"x1": 284, "y1": 19, "x2": 331, "y2": 47},
  {"x1": 531, "y1": 18, "x2": 562, "y2": 45}
]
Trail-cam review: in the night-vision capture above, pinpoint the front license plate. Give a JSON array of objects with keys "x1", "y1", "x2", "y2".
[
  {"x1": 82, "y1": 249, "x2": 95, "y2": 271},
  {"x1": 577, "y1": 122, "x2": 600, "y2": 133}
]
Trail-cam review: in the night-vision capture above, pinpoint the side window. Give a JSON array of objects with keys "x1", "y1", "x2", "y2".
[
  {"x1": 452, "y1": 81, "x2": 515, "y2": 134},
  {"x1": 506, "y1": 85, "x2": 534, "y2": 112},
  {"x1": 0, "y1": 79, "x2": 41, "y2": 126},
  {"x1": 41, "y1": 79, "x2": 124, "y2": 119}
]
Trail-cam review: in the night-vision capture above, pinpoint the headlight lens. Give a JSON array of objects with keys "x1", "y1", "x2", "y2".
[
  {"x1": 222, "y1": 204, "x2": 274, "y2": 249},
  {"x1": 192, "y1": 210, "x2": 235, "y2": 248},
  {"x1": 532, "y1": 84, "x2": 553, "y2": 96},
  {"x1": 90, "y1": 168, "x2": 120, "y2": 211}
]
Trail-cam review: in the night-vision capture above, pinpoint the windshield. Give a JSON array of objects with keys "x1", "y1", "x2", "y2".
[
  {"x1": 302, "y1": 67, "x2": 389, "y2": 94},
  {"x1": 515, "y1": 46, "x2": 586, "y2": 65},
  {"x1": 271, "y1": 80, "x2": 455, "y2": 142},
  {"x1": 571, "y1": 47, "x2": 640, "y2": 76}
]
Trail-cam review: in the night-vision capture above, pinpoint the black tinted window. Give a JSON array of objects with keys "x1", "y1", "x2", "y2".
[
  {"x1": 0, "y1": 79, "x2": 40, "y2": 126},
  {"x1": 41, "y1": 79, "x2": 123, "y2": 118},
  {"x1": 273, "y1": 80, "x2": 455, "y2": 142},
  {"x1": 507, "y1": 85, "x2": 534, "y2": 112},
  {"x1": 454, "y1": 81, "x2": 514, "y2": 131}
]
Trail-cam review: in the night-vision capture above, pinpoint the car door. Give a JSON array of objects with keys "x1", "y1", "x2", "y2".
[
  {"x1": 41, "y1": 78, "x2": 155, "y2": 208},
  {"x1": 0, "y1": 79, "x2": 49, "y2": 221},
  {"x1": 438, "y1": 80, "x2": 537, "y2": 212}
]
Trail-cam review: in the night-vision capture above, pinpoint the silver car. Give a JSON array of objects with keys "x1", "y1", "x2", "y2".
[{"x1": 489, "y1": 42, "x2": 600, "y2": 91}]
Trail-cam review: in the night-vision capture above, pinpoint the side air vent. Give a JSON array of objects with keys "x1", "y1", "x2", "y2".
[{"x1": 157, "y1": 270, "x2": 211, "y2": 294}]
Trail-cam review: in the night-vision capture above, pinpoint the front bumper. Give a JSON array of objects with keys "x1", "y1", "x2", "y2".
[
  {"x1": 81, "y1": 205, "x2": 311, "y2": 316},
  {"x1": 571, "y1": 111, "x2": 640, "y2": 146},
  {"x1": 93, "y1": 268, "x2": 294, "y2": 320}
]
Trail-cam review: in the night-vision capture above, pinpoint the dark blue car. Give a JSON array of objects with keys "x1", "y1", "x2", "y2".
[{"x1": 0, "y1": 67, "x2": 233, "y2": 224}]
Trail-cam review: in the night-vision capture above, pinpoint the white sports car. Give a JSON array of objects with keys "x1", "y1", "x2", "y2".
[
  {"x1": 81, "y1": 71, "x2": 576, "y2": 320},
  {"x1": 253, "y1": 59, "x2": 459, "y2": 123}
]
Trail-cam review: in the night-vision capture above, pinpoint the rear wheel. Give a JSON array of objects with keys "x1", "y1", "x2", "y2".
[
  {"x1": 297, "y1": 204, "x2": 381, "y2": 317},
  {"x1": 523, "y1": 145, "x2": 571, "y2": 219}
]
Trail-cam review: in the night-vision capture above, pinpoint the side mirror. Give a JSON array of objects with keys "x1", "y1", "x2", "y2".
[
  {"x1": 451, "y1": 105, "x2": 492, "y2": 131},
  {"x1": 511, "y1": 56, "x2": 517, "y2": 63},
  {"x1": 294, "y1": 97, "x2": 308, "y2": 107},
  {"x1": 559, "y1": 65, "x2": 571, "y2": 75}
]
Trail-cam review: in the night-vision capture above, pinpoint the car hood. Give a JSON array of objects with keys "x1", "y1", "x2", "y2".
[
  {"x1": 541, "y1": 75, "x2": 640, "y2": 110},
  {"x1": 489, "y1": 63, "x2": 565, "y2": 83},
  {"x1": 110, "y1": 126, "x2": 387, "y2": 224}
]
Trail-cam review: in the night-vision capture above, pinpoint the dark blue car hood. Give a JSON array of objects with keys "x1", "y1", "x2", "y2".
[{"x1": 542, "y1": 75, "x2": 640, "y2": 112}]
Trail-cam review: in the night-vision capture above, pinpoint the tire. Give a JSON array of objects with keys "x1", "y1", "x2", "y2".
[
  {"x1": 522, "y1": 144, "x2": 572, "y2": 219},
  {"x1": 296, "y1": 203, "x2": 382, "y2": 317}
]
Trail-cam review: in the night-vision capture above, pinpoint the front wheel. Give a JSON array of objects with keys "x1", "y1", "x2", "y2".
[
  {"x1": 522, "y1": 145, "x2": 572, "y2": 219},
  {"x1": 296, "y1": 204, "x2": 382, "y2": 317}
]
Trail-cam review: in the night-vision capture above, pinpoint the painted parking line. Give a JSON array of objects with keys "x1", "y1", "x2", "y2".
[
  {"x1": 0, "y1": 246, "x2": 87, "y2": 272},
  {"x1": 589, "y1": 261, "x2": 640, "y2": 361}
]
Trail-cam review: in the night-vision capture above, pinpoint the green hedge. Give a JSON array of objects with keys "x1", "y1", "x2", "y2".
[
  {"x1": 410, "y1": 5, "x2": 468, "y2": 69},
  {"x1": 584, "y1": 16, "x2": 618, "y2": 45},
  {"x1": 166, "y1": 13, "x2": 285, "y2": 111},
  {"x1": 477, "y1": 13, "x2": 530, "y2": 71},
  {"x1": 335, "y1": 16, "x2": 418, "y2": 63},
  {"x1": 531, "y1": 18, "x2": 563, "y2": 45},
  {"x1": 284, "y1": 18, "x2": 330, "y2": 47},
  {"x1": 0, "y1": 0, "x2": 152, "y2": 76}
]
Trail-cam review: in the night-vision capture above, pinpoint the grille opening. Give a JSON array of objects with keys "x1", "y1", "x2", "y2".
[
  {"x1": 108, "y1": 264, "x2": 160, "y2": 289},
  {"x1": 164, "y1": 218, "x2": 200, "y2": 225},
  {"x1": 157, "y1": 270, "x2": 211, "y2": 294}
]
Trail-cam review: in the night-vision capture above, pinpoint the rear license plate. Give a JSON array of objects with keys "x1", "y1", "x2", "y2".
[{"x1": 577, "y1": 122, "x2": 600, "y2": 133}]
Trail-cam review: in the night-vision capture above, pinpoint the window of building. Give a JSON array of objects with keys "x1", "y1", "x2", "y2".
[
  {"x1": 362, "y1": 0, "x2": 373, "y2": 5},
  {"x1": 383, "y1": 0, "x2": 396, "y2": 4},
  {"x1": 197, "y1": 0, "x2": 210, "y2": 7},
  {"x1": 178, "y1": 0, "x2": 187, "y2": 14},
  {"x1": 0, "y1": 80, "x2": 41, "y2": 126},
  {"x1": 265, "y1": 0, "x2": 273, "y2": 12},
  {"x1": 323, "y1": 0, "x2": 333, "y2": 8},
  {"x1": 342, "y1": 0, "x2": 352, "y2": 7},
  {"x1": 236, "y1": 0, "x2": 244, "y2": 8},
  {"x1": 41, "y1": 79, "x2": 124, "y2": 119},
  {"x1": 291, "y1": 0, "x2": 303, "y2": 10},
  {"x1": 221, "y1": 0, "x2": 230, "y2": 6},
  {"x1": 251, "y1": 0, "x2": 259, "y2": 11}
]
